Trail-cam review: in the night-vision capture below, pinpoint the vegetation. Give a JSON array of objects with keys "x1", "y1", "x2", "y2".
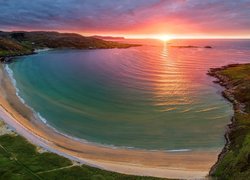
[
  {"x1": 0, "y1": 31, "x2": 140, "y2": 59},
  {"x1": 209, "y1": 64, "x2": 250, "y2": 179},
  {"x1": 0, "y1": 37, "x2": 33, "y2": 57},
  {"x1": 0, "y1": 133, "x2": 164, "y2": 180}
]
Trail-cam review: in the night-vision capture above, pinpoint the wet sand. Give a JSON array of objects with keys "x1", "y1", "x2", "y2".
[{"x1": 0, "y1": 63, "x2": 219, "y2": 179}]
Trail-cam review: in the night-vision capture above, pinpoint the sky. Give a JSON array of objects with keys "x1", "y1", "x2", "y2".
[{"x1": 0, "y1": 0, "x2": 250, "y2": 39}]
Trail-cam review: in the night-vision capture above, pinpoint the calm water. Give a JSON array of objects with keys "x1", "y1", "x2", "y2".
[{"x1": 7, "y1": 39, "x2": 250, "y2": 151}]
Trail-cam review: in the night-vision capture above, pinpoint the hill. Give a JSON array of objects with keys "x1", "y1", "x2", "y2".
[{"x1": 0, "y1": 31, "x2": 140, "y2": 60}]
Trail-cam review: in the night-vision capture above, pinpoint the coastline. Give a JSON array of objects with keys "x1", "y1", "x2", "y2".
[
  {"x1": 207, "y1": 65, "x2": 236, "y2": 175},
  {"x1": 0, "y1": 63, "x2": 219, "y2": 179},
  {"x1": 207, "y1": 63, "x2": 250, "y2": 178}
]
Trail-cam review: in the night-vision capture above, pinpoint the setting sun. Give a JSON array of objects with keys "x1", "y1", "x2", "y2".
[{"x1": 157, "y1": 35, "x2": 172, "y2": 41}]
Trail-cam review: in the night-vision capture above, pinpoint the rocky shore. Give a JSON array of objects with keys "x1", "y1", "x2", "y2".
[
  {"x1": 0, "y1": 52, "x2": 36, "y2": 63},
  {"x1": 207, "y1": 63, "x2": 250, "y2": 179},
  {"x1": 207, "y1": 64, "x2": 246, "y2": 112}
]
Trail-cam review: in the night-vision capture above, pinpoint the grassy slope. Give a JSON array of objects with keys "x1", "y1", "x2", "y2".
[
  {"x1": 0, "y1": 37, "x2": 33, "y2": 56},
  {"x1": 210, "y1": 64, "x2": 250, "y2": 179},
  {"x1": 0, "y1": 31, "x2": 140, "y2": 57},
  {"x1": 0, "y1": 134, "x2": 164, "y2": 180}
]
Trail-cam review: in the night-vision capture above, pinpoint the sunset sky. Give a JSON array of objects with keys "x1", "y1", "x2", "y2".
[{"x1": 1, "y1": 0, "x2": 250, "y2": 39}]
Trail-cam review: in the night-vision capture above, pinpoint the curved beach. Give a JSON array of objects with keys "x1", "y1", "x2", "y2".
[{"x1": 0, "y1": 63, "x2": 219, "y2": 179}]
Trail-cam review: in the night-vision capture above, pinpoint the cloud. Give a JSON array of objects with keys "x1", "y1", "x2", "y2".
[{"x1": 0, "y1": 0, "x2": 249, "y2": 36}]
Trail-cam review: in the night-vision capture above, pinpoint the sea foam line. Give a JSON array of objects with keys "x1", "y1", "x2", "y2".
[
  {"x1": 166, "y1": 149, "x2": 191, "y2": 152},
  {"x1": 5, "y1": 65, "x2": 26, "y2": 105},
  {"x1": 5, "y1": 65, "x2": 47, "y2": 124}
]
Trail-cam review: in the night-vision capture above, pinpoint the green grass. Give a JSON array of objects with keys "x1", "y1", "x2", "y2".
[
  {"x1": 0, "y1": 134, "x2": 164, "y2": 180},
  {"x1": 210, "y1": 64, "x2": 250, "y2": 179},
  {"x1": 220, "y1": 64, "x2": 250, "y2": 111},
  {"x1": 220, "y1": 64, "x2": 250, "y2": 80}
]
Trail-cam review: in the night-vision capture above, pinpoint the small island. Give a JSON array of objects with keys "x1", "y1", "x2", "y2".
[{"x1": 170, "y1": 45, "x2": 212, "y2": 49}]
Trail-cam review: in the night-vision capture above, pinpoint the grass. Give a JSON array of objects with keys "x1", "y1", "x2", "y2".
[
  {"x1": 220, "y1": 64, "x2": 250, "y2": 111},
  {"x1": 0, "y1": 134, "x2": 165, "y2": 180},
  {"x1": 210, "y1": 64, "x2": 250, "y2": 179},
  {"x1": 220, "y1": 64, "x2": 250, "y2": 80},
  {"x1": 0, "y1": 37, "x2": 33, "y2": 57}
]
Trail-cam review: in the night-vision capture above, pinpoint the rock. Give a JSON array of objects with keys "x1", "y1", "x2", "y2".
[{"x1": 0, "y1": 57, "x2": 5, "y2": 62}]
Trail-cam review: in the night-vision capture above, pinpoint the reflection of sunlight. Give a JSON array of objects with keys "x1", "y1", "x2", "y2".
[
  {"x1": 161, "y1": 41, "x2": 168, "y2": 57},
  {"x1": 149, "y1": 45, "x2": 192, "y2": 112}
]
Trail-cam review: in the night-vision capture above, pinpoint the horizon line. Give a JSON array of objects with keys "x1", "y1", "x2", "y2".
[{"x1": 1, "y1": 29, "x2": 250, "y2": 40}]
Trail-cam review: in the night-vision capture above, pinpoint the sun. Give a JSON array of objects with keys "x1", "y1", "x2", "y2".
[{"x1": 158, "y1": 35, "x2": 172, "y2": 41}]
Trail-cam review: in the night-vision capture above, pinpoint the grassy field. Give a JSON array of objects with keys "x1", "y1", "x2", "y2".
[
  {"x1": 209, "y1": 64, "x2": 250, "y2": 179},
  {"x1": 0, "y1": 133, "x2": 164, "y2": 180}
]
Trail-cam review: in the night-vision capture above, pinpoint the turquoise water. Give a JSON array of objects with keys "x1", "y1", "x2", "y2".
[{"x1": 7, "y1": 40, "x2": 250, "y2": 151}]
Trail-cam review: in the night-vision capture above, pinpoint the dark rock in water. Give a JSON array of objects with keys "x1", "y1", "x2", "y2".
[
  {"x1": 171, "y1": 45, "x2": 213, "y2": 49},
  {"x1": 2, "y1": 57, "x2": 13, "y2": 63},
  {"x1": 0, "y1": 57, "x2": 4, "y2": 62},
  {"x1": 171, "y1": 45, "x2": 199, "y2": 48}
]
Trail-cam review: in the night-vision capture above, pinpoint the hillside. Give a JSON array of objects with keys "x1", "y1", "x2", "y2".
[
  {"x1": 0, "y1": 37, "x2": 33, "y2": 57},
  {"x1": 0, "y1": 31, "x2": 140, "y2": 60}
]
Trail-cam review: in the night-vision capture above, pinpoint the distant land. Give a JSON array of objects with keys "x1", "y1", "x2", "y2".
[
  {"x1": 91, "y1": 35, "x2": 125, "y2": 40},
  {"x1": 0, "y1": 31, "x2": 140, "y2": 62}
]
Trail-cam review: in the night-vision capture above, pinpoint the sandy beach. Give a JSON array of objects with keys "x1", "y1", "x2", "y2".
[{"x1": 0, "y1": 63, "x2": 219, "y2": 179}]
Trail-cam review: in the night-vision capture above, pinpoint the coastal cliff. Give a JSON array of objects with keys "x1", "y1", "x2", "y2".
[{"x1": 208, "y1": 64, "x2": 250, "y2": 179}]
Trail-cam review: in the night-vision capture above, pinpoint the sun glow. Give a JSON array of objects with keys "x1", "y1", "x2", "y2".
[{"x1": 157, "y1": 35, "x2": 172, "y2": 41}]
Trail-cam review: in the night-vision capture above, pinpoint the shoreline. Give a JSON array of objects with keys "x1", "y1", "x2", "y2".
[
  {"x1": 207, "y1": 63, "x2": 250, "y2": 177},
  {"x1": 0, "y1": 63, "x2": 219, "y2": 179},
  {"x1": 207, "y1": 65, "x2": 236, "y2": 175}
]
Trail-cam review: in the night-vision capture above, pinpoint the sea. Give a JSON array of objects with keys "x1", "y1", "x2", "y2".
[{"x1": 6, "y1": 39, "x2": 250, "y2": 151}]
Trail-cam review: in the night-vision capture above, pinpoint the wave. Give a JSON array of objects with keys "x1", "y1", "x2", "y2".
[
  {"x1": 34, "y1": 48, "x2": 52, "y2": 53},
  {"x1": 5, "y1": 65, "x2": 50, "y2": 126},
  {"x1": 166, "y1": 149, "x2": 191, "y2": 152},
  {"x1": 196, "y1": 107, "x2": 219, "y2": 112},
  {"x1": 36, "y1": 112, "x2": 47, "y2": 124},
  {"x1": 5, "y1": 65, "x2": 26, "y2": 104}
]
